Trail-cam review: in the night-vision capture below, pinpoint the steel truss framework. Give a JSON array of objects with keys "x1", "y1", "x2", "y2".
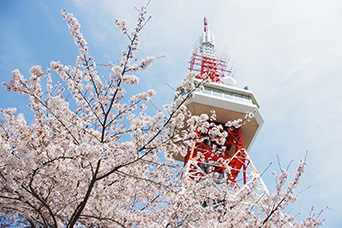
[
  {"x1": 188, "y1": 51, "x2": 232, "y2": 83},
  {"x1": 182, "y1": 126, "x2": 268, "y2": 203}
]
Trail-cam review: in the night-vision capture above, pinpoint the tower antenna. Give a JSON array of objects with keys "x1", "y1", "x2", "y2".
[{"x1": 204, "y1": 17, "x2": 208, "y2": 32}]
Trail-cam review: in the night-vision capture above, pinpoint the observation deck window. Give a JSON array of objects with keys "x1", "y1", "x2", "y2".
[{"x1": 197, "y1": 87, "x2": 253, "y2": 105}]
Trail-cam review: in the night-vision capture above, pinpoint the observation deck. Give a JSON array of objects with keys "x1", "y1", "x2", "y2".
[{"x1": 174, "y1": 79, "x2": 264, "y2": 162}]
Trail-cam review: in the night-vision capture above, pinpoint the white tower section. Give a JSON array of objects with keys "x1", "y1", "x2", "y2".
[{"x1": 199, "y1": 17, "x2": 215, "y2": 58}]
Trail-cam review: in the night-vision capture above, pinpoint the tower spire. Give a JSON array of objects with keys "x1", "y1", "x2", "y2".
[
  {"x1": 204, "y1": 17, "x2": 208, "y2": 32},
  {"x1": 200, "y1": 17, "x2": 215, "y2": 57},
  {"x1": 188, "y1": 17, "x2": 230, "y2": 83}
]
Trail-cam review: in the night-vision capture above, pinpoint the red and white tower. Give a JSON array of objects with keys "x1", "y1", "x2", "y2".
[{"x1": 174, "y1": 18, "x2": 268, "y2": 203}]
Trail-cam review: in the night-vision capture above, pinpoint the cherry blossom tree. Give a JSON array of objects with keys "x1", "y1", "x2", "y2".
[{"x1": 0, "y1": 4, "x2": 324, "y2": 227}]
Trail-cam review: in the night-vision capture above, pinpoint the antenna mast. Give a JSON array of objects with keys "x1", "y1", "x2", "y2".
[{"x1": 188, "y1": 17, "x2": 234, "y2": 84}]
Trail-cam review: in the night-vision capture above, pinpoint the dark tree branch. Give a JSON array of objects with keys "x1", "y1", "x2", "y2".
[{"x1": 67, "y1": 159, "x2": 101, "y2": 228}]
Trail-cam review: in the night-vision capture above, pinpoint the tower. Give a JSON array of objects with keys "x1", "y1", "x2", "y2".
[{"x1": 174, "y1": 18, "x2": 268, "y2": 204}]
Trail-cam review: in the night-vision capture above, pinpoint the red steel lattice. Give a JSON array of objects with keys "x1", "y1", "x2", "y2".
[
  {"x1": 188, "y1": 52, "x2": 232, "y2": 83},
  {"x1": 183, "y1": 126, "x2": 259, "y2": 189}
]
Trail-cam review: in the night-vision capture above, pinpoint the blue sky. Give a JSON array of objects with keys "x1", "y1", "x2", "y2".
[{"x1": 1, "y1": 0, "x2": 342, "y2": 226}]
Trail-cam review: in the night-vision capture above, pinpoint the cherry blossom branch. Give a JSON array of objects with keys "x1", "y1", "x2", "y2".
[
  {"x1": 66, "y1": 72, "x2": 104, "y2": 125},
  {"x1": 100, "y1": 38, "x2": 138, "y2": 143},
  {"x1": 115, "y1": 170, "x2": 172, "y2": 191},
  {"x1": 104, "y1": 99, "x2": 142, "y2": 129},
  {"x1": 79, "y1": 214, "x2": 125, "y2": 227},
  {"x1": 262, "y1": 160, "x2": 307, "y2": 225},
  {"x1": 96, "y1": 78, "x2": 198, "y2": 182},
  {"x1": 67, "y1": 159, "x2": 101, "y2": 228},
  {"x1": 21, "y1": 183, "x2": 57, "y2": 228}
]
